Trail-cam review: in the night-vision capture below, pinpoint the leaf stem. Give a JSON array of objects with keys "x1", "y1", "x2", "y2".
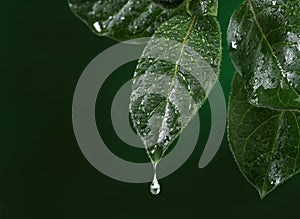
[{"x1": 186, "y1": 0, "x2": 193, "y2": 16}]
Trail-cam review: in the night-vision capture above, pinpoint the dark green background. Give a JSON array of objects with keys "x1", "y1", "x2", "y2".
[{"x1": 1, "y1": 0, "x2": 299, "y2": 218}]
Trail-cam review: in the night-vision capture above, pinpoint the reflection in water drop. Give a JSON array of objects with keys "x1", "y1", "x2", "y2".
[{"x1": 150, "y1": 164, "x2": 160, "y2": 195}]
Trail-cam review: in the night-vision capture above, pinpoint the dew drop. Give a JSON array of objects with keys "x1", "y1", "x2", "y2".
[
  {"x1": 93, "y1": 22, "x2": 102, "y2": 32},
  {"x1": 231, "y1": 41, "x2": 237, "y2": 49}
]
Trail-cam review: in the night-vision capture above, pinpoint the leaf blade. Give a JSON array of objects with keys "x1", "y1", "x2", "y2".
[
  {"x1": 227, "y1": 0, "x2": 300, "y2": 111},
  {"x1": 228, "y1": 73, "x2": 300, "y2": 198},
  {"x1": 68, "y1": 0, "x2": 185, "y2": 40},
  {"x1": 130, "y1": 14, "x2": 221, "y2": 163}
]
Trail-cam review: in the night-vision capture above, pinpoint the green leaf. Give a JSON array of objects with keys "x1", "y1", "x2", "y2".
[
  {"x1": 189, "y1": 0, "x2": 218, "y2": 16},
  {"x1": 227, "y1": 0, "x2": 300, "y2": 111},
  {"x1": 129, "y1": 14, "x2": 221, "y2": 163},
  {"x1": 228, "y1": 72, "x2": 300, "y2": 199},
  {"x1": 68, "y1": 0, "x2": 184, "y2": 40}
]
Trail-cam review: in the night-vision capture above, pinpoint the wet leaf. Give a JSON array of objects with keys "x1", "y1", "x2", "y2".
[
  {"x1": 189, "y1": 0, "x2": 218, "y2": 16},
  {"x1": 228, "y1": 73, "x2": 300, "y2": 199},
  {"x1": 68, "y1": 0, "x2": 184, "y2": 40},
  {"x1": 227, "y1": 0, "x2": 300, "y2": 111},
  {"x1": 129, "y1": 14, "x2": 221, "y2": 163}
]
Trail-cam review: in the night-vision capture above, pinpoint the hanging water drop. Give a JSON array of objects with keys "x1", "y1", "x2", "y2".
[
  {"x1": 150, "y1": 164, "x2": 160, "y2": 195},
  {"x1": 150, "y1": 178, "x2": 160, "y2": 195}
]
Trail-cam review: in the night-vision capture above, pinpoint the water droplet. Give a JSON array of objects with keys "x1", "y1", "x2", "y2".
[
  {"x1": 93, "y1": 22, "x2": 102, "y2": 32},
  {"x1": 150, "y1": 164, "x2": 160, "y2": 195},
  {"x1": 231, "y1": 41, "x2": 237, "y2": 49},
  {"x1": 150, "y1": 178, "x2": 160, "y2": 195}
]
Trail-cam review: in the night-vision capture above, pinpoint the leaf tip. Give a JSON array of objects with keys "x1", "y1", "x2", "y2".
[{"x1": 258, "y1": 189, "x2": 268, "y2": 200}]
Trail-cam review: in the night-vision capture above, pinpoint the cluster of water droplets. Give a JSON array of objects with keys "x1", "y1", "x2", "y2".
[
  {"x1": 71, "y1": 0, "x2": 183, "y2": 38},
  {"x1": 268, "y1": 161, "x2": 283, "y2": 186},
  {"x1": 266, "y1": 113, "x2": 293, "y2": 187},
  {"x1": 229, "y1": 22, "x2": 245, "y2": 51}
]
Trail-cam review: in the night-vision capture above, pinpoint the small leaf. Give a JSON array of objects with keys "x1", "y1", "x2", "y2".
[
  {"x1": 227, "y1": 0, "x2": 300, "y2": 111},
  {"x1": 228, "y1": 72, "x2": 300, "y2": 199},
  {"x1": 68, "y1": 0, "x2": 184, "y2": 40},
  {"x1": 129, "y1": 14, "x2": 221, "y2": 163}
]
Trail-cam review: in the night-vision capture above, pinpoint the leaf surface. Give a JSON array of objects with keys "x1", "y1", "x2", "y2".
[
  {"x1": 189, "y1": 0, "x2": 218, "y2": 16},
  {"x1": 129, "y1": 14, "x2": 221, "y2": 163},
  {"x1": 228, "y1": 73, "x2": 300, "y2": 198},
  {"x1": 68, "y1": 0, "x2": 184, "y2": 40},
  {"x1": 227, "y1": 0, "x2": 300, "y2": 111}
]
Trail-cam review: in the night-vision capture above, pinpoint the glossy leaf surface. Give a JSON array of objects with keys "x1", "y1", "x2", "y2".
[
  {"x1": 68, "y1": 0, "x2": 184, "y2": 40},
  {"x1": 227, "y1": 0, "x2": 300, "y2": 111},
  {"x1": 130, "y1": 14, "x2": 221, "y2": 163},
  {"x1": 228, "y1": 73, "x2": 300, "y2": 198}
]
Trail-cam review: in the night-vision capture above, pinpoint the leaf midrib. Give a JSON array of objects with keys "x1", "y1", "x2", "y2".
[
  {"x1": 173, "y1": 16, "x2": 196, "y2": 83},
  {"x1": 247, "y1": 0, "x2": 300, "y2": 98},
  {"x1": 260, "y1": 111, "x2": 283, "y2": 198},
  {"x1": 157, "y1": 15, "x2": 197, "y2": 144}
]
